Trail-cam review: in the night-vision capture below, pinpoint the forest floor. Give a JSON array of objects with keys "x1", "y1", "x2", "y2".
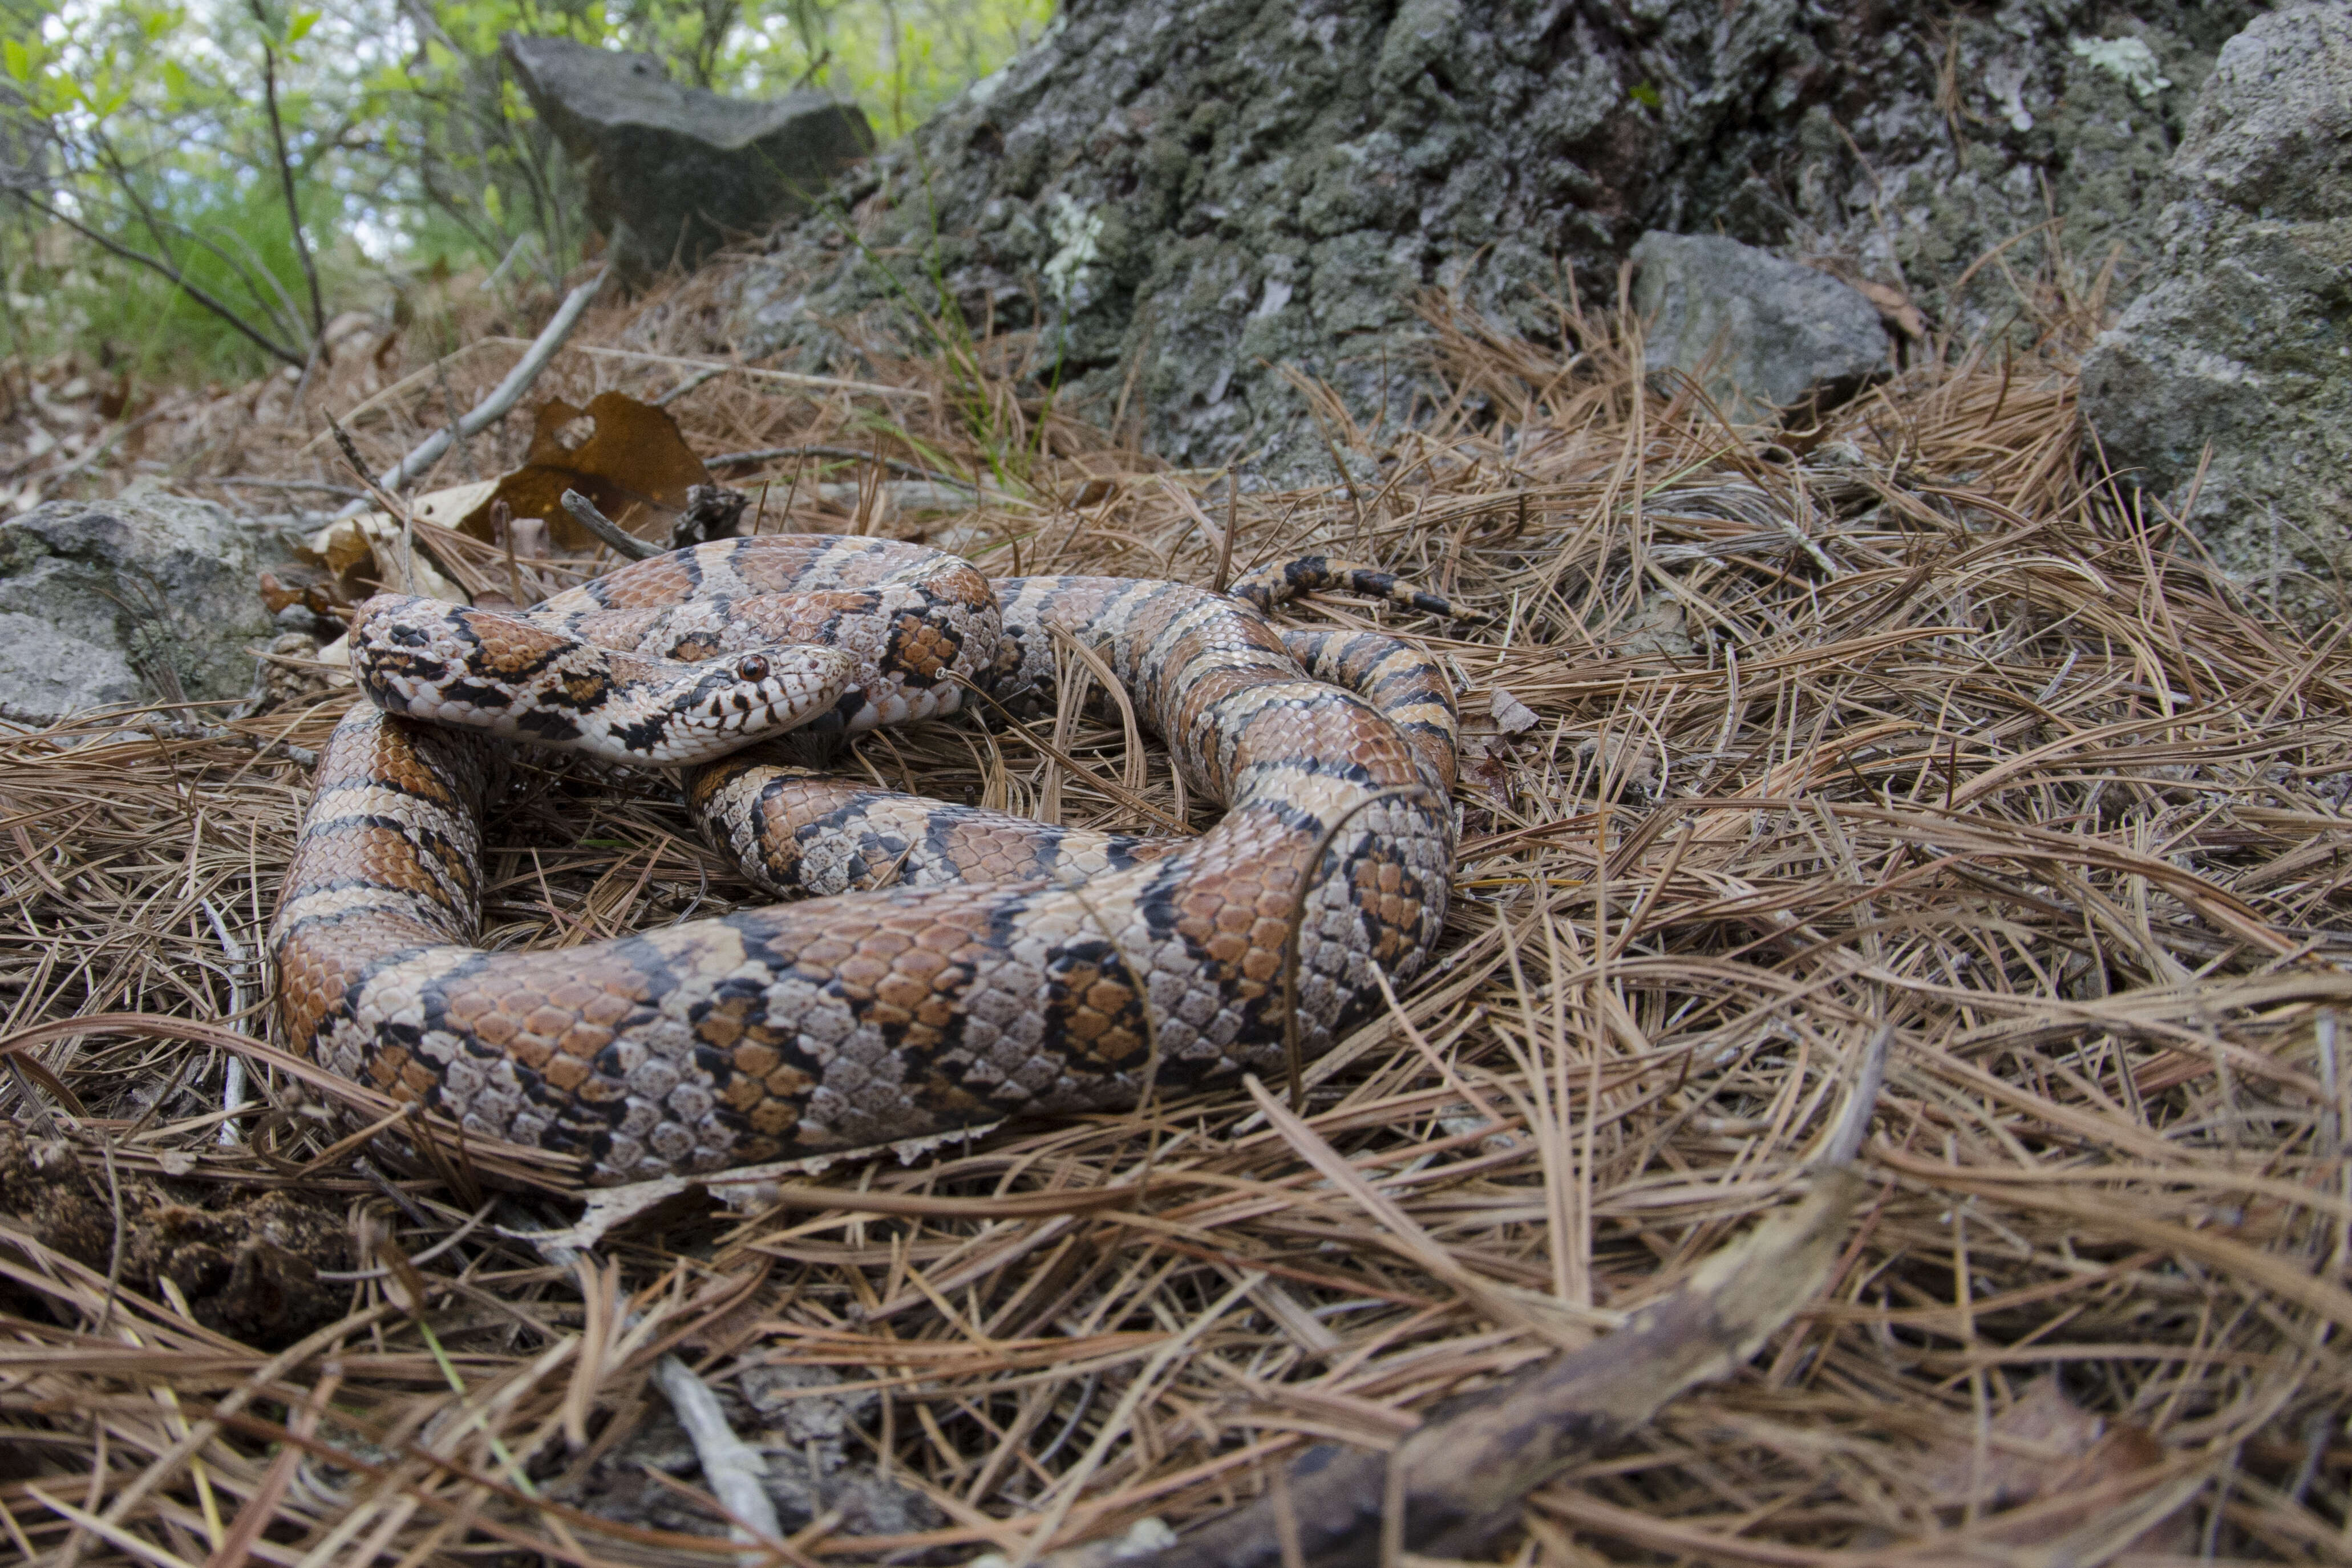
[{"x1": 2, "y1": 257, "x2": 2349, "y2": 1565}]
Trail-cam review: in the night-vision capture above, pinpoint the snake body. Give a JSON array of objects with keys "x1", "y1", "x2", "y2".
[{"x1": 273, "y1": 537, "x2": 1460, "y2": 1184}]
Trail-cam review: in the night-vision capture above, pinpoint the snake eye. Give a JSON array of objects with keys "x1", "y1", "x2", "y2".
[{"x1": 734, "y1": 654, "x2": 770, "y2": 682}]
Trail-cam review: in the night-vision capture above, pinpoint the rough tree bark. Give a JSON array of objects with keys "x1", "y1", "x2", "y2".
[{"x1": 720, "y1": 0, "x2": 2263, "y2": 478}]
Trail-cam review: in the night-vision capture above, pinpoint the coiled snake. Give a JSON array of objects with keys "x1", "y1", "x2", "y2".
[{"x1": 272, "y1": 536, "x2": 1461, "y2": 1184}]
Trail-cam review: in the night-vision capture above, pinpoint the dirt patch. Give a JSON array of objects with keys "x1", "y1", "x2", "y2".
[{"x1": 0, "y1": 1128, "x2": 350, "y2": 1346}]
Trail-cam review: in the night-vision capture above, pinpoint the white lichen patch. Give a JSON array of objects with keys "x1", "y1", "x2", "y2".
[
  {"x1": 2070, "y1": 35, "x2": 2171, "y2": 100},
  {"x1": 1043, "y1": 192, "x2": 1105, "y2": 308}
]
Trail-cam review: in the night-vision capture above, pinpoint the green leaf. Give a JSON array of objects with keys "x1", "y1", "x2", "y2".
[
  {"x1": 1629, "y1": 80, "x2": 1662, "y2": 110},
  {"x1": 286, "y1": 10, "x2": 319, "y2": 45},
  {"x1": 2, "y1": 39, "x2": 27, "y2": 83}
]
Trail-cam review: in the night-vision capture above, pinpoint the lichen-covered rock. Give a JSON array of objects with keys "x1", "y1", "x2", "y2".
[
  {"x1": 1631, "y1": 232, "x2": 1889, "y2": 426},
  {"x1": 504, "y1": 33, "x2": 873, "y2": 285},
  {"x1": 719, "y1": 0, "x2": 2257, "y2": 478},
  {"x1": 2080, "y1": 5, "x2": 2352, "y2": 623},
  {"x1": 0, "y1": 494, "x2": 290, "y2": 716}
]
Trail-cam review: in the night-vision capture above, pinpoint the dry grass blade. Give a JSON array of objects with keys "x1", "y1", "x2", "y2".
[{"x1": 3, "y1": 258, "x2": 2349, "y2": 1567}]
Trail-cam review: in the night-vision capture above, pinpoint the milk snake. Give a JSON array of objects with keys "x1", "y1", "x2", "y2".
[{"x1": 272, "y1": 536, "x2": 1461, "y2": 1184}]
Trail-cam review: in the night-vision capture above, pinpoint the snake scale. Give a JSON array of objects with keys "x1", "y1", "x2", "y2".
[{"x1": 272, "y1": 536, "x2": 1461, "y2": 1184}]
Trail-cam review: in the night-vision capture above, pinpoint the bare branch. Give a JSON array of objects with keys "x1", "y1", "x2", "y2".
[
  {"x1": 248, "y1": 6, "x2": 326, "y2": 345},
  {"x1": 1117, "y1": 1169, "x2": 1865, "y2": 1568},
  {"x1": 329, "y1": 266, "x2": 608, "y2": 509},
  {"x1": 2, "y1": 189, "x2": 303, "y2": 366}
]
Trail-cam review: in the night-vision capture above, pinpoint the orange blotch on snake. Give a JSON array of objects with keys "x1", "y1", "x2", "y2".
[
  {"x1": 581, "y1": 990, "x2": 635, "y2": 1029},
  {"x1": 873, "y1": 973, "x2": 933, "y2": 1018},
  {"x1": 557, "y1": 1024, "x2": 614, "y2": 1058},
  {"x1": 541, "y1": 1055, "x2": 590, "y2": 1092},
  {"x1": 748, "y1": 1099, "x2": 800, "y2": 1136},
  {"x1": 469, "y1": 1011, "x2": 519, "y2": 1048},
  {"x1": 522, "y1": 1006, "x2": 580, "y2": 1045},
  {"x1": 695, "y1": 999, "x2": 752, "y2": 1050},
  {"x1": 574, "y1": 1073, "x2": 628, "y2": 1105}
]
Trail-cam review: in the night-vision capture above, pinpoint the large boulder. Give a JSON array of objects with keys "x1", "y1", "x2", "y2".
[
  {"x1": 504, "y1": 34, "x2": 873, "y2": 285},
  {"x1": 2082, "y1": 5, "x2": 2352, "y2": 623},
  {"x1": 1631, "y1": 232, "x2": 1889, "y2": 427},
  {"x1": 0, "y1": 495, "x2": 289, "y2": 716},
  {"x1": 720, "y1": 0, "x2": 2260, "y2": 478}
]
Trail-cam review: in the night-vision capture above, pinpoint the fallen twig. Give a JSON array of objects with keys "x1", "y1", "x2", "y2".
[
  {"x1": 1122, "y1": 1165, "x2": 1865, "y2": 1568},
  {"x1": 0, "y1": 702, "x2": 319, "y2": 766},
  {"x1": 561, "y1": 488, "x2": 663, "y2": 561},
  {"x1": 333, "y1": 267, "x2": 610, "y2": 513}
]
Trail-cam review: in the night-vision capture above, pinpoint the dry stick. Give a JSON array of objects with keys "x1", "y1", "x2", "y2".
[
  {"x1": 8, "y1": 188, "x2": 302, "y2": 366},
  {"x1": 1218, "y1": 468, "x2": 1241, "y2": 593},
  {"x1": 782, "y1": 452, "x2": 807, "y2": 530},
  {"x1": 557, "y1": 343, "x2": 918, "y2": 400},
  {"x1": 248, "y1": 9, "x2": 324, "y2": 347},
  {"x1": 328, "y1": 416, "x2": 424, "y2": 592},
  {"x1": 0, "y1": 702, "x2": 319, "y2": 767},
  {"x1": 647, "y1": 1355, "x2": 785, "y2": 1568},
  {"x1": 330, "y1": 267, "x2": 610, "y2": 518},
  {"x1": 493, "y1": 499, "x2": 524, "y2": 605},
  {"x1": 532, "y1": 1233, "x2": 787, "y2": 1567},
  {"x1": 197, "y1": 897, "x2": 252, "y2": 1146},
  {"x1": 560, "y1": 489, "x2": 662, "y2": 562},
  {"x1": 655, "y1": 363, "x2": 730, "y2": 407},
  {"x1": 1119, "y1": 1138, "x2": 1875, "y2": 1568}
]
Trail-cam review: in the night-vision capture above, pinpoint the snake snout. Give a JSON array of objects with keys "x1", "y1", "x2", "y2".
[{"x1": 665, "y1": 645, "x2": 858, "y2": 762}]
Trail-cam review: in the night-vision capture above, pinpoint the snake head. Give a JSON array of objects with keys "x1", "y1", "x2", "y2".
[{"x1": 647, "y1": 646, "x2": 861, "y2": 764}]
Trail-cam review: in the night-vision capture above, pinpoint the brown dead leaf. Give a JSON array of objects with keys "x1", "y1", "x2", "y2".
[
  {"x1": 458, "y1": 391, "x2": 711, "y2": 551},
  {"x1": 1461, "y1": 735, "x2": 1515, "y2": 815},
  {"x1": 1919, "y1": 1378, "x2": 2195, "y2": 1554},
  {"x1": 1850, "y1": 276, "x2": 1930, "y2": 342},
  {"x1": 1489, "y1": 688, "x2": 1540, "y2": 735}
]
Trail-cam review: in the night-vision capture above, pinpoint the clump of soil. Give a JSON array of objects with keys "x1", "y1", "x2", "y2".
[{"x1": 0, "y1": 1129, "x2": 350, "y2": 1346}]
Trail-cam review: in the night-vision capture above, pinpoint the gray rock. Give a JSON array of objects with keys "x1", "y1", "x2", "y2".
[
  {"x1": 2080, "y1": 5, "x2": 2352, "y2": 623},
  {"x1": 504, "y1": 34, "x2": 873, "y2": 284},
  {"x1": 717, "y1": 0, "x2": 2259, "y2": 479},
  {"x1": 1630, "y1": 232, "x2": 1889, "y2": 427},
  {"x1": 0, "y1": 495, "x2": 288, "y2": 716}
]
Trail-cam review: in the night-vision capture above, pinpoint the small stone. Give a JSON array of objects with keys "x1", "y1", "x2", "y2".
[{"x1": 1630, "y1": 232, "x2": 1891, "y2": 428}]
